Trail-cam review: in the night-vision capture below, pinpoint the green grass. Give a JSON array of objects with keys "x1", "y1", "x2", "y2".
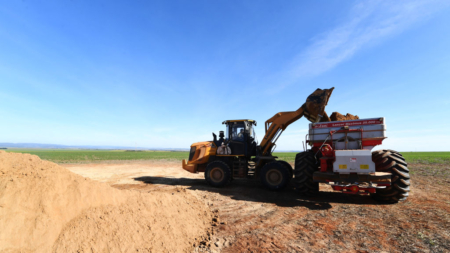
[
  {"x1": 5, "y1": 149, "x2": 189, "y2": 163},
  {"x1": 274, "y1": 152, "x2": 450, "y2": 164},
  {"x1": 400, "y1": 152, "x2": 450, "y2": 164},
  {"x1": 272, "y1": 152, "x2": 297, "y2": 163},
  {"x1": 4, "y1": 149, "x2": 450, "y2": 164}
]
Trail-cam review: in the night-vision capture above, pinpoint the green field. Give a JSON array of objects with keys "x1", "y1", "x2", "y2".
[
  {"x1": 4, "y1": 149, "x2": 188, "y2": 163},
  {"x1": 275, "y1": 152, "x2": 450, "y2": 164},
  {"x1": 4, "y1": 149, "x2": 450, "y2": 164}
]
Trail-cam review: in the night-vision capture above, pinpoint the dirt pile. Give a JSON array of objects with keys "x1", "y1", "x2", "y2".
[
  {"x1": 0, "y1": 151, "x2": 212, "y2": 253},
  {"x1": 329, "y1": 112, "x2": 359, "y2": 121}
]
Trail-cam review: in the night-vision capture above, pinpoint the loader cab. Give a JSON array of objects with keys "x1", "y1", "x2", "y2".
[{"x1": 222, "y1": 119, "x2": 257, "y2": 157}]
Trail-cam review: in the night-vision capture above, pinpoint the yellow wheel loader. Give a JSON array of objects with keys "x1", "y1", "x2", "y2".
[{"x1": 182, "y1": 87, "x2": 334, "y2": 190}]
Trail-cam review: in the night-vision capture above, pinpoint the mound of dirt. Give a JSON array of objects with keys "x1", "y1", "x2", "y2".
[
  {"x1": 329, "y1": 112, "x2": 359, "y2": 121},
  {"x1": 0, "y1": 151, "x2": 212, "y2": 253}
]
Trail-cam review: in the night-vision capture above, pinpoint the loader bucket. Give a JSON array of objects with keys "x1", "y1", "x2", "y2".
[{"x1": 303, "y1": 87, "x2": 334, "y2": 123}]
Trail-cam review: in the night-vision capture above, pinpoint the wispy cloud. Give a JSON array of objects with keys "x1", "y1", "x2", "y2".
[{"x1": 287, "y1": 0, "x2": 449, "y2": 81}]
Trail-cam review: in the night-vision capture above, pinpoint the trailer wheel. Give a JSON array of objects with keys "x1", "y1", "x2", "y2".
[
  {"x1": 371, "y1": 150, "x2": 410, "y2": 203},
  {"x1": 260, "y1": 161, "x2": 290, "y2": 190},
  {"x1": 277, "y1": 160, "x2": 293, "y2": 180},
  {"x1": 205, "y1": 161, "x2": 232, "y2": 187},
  {"x1": 294, "y1": 151, "x2": 319, "y2": 195}
]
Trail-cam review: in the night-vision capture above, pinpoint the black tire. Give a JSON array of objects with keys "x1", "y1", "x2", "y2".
[
  {"x1": 293, "y1": 151, "x2": 319, "y2": 195},
  {"x1": 205, "y1": 161, "x2": 232, "y2": 187},
  {"x1": 371, "y1": 149, "x2": 410, "y2": 203},
  {"x1": 260, "y1": 161, "x2": 290, "y2": 190},
  {"x1": 277, "y1": 160, "x2": 293, "y2": 180}
]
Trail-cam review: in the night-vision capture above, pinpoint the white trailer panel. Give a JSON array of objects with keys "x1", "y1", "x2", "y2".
[{"x1": 333, "y1": 150, "x2": 376, "y2": 174}]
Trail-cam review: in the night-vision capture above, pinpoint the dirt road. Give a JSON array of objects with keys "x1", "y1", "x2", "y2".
[{"x1": 64, "y1": 161, "x2": 450, "y2": 253}]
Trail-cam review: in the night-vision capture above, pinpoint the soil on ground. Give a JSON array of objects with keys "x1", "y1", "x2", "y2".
[
  {"x1": 63, "y1": 159, "x2": 450, "y2": 253},
  {"x1": 0, "y1": 152, "x2": 213, "y2": 253}
]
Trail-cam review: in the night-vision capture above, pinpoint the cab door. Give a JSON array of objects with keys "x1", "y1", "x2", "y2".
[{"x1": 227, "y1": 122, "x2": 246, "y2": 155}]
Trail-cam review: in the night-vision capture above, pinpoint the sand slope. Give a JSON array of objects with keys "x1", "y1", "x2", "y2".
[{"x1": 0, "y1": 151, "x2": 211, "y2": 253}]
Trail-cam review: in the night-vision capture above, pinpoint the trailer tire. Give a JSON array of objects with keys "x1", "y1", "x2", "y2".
[
  {"x1": 205, "y1": 161, "x2": 232, "y2": 187},
  {"x1": 371, "y1": 150, "x2": 410, "y2": 203},
  {"x1": 277, "y1": 160, "x2": 293, "y2": 180},
  {"x1": 260, "y1": 161, "x2": 290, "y2": 190},
  {"x1": 294, "y1": 151, "x2": 319, "y2": 196}
]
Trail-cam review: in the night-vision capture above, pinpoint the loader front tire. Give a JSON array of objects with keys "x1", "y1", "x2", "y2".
[
  {"x1": 371, "y1": 150, "x2": 410, "y2": 203},
  {"x1": 205, "y1": 161, "x2": 232, "y2": 187},
  {"x1": 260, "y1": 161, "x2": 291, "y2": 190},
  {"x1": 294, "y1": 151, "x2": 319, "y2": 196}
]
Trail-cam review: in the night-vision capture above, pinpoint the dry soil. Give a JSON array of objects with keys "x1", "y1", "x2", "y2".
[
  {"x1": 329, "y1": 112, "x2": 360, "y2": 121},
  {"x1": 62, "y1": 159, "x2": 450, "y2": 253},
  {"x1": 0, "y1": 152, "x2": 213, "y2": 253}
]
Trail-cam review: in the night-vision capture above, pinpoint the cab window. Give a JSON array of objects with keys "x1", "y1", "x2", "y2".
[{"x1": 231, "y1": 123, "x2": 245, "y2": 141}]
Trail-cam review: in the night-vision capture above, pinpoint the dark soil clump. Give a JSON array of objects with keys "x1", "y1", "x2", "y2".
[{"x1": 330, "y1": 112, "x2": 359, "y2": 121}]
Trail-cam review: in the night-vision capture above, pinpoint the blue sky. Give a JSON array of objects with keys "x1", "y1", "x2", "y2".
[{"x1": 1, "y1": 0, "x2": 449, "y2": 151}]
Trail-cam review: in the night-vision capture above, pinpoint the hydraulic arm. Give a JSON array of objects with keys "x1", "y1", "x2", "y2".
[{"x1": 259, "y1": 87, "x2": 334, "y2": 155}]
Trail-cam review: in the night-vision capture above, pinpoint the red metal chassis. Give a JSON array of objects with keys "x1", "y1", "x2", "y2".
[{"x1": 308, "y1": 127, "x2": 386, "y2": 195}]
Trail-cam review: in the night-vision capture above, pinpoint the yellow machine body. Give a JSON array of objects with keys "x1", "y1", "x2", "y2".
[{"x1": 182, "y1": 141, "x2": 217, "y2": 173}]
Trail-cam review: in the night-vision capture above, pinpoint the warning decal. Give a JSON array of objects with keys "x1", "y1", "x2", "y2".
[{"x1": 350, "y1": 158, "x2": 357, "y2": 162}]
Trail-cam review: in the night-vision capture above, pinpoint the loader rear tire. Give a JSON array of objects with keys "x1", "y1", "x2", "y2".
[
  {"x1": 294, "y1": 151, "x2": 319, "y2": 196},
  {"x1": 260, "y1": 161, "x2": 290, "y2": 190},
  {"x1": 205, "y1": 161, "x2": 232, "y2": 187},
  {"x1": 371, "y1": 150, "x2": 410, "y2": 203}
]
